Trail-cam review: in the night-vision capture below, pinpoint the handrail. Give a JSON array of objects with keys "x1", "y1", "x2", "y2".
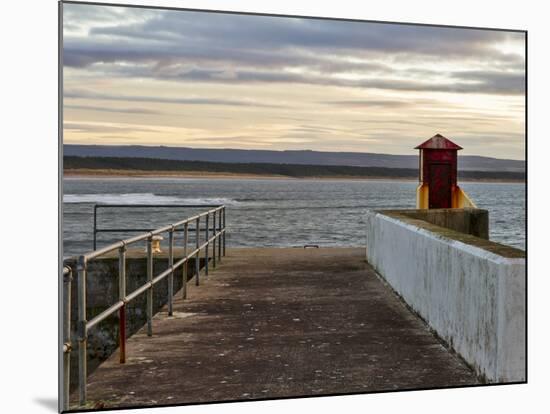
[
  {"x1": 62, "y1": 266, "x2": 72, "y2": 412},
  {"x1": 87, "y1": 208, "x2": 220, "y2": 260},
  {"x1": 92, "y1": 204, "x2": 223, "y2": 250},
  {"x1": 65, "y1": 205, "x2": 226, "y2": 407}
]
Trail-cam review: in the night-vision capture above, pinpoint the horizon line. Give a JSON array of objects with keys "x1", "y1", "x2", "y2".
[{"x1": 63, "y1": 143, "x2": 526, "y2": 162}]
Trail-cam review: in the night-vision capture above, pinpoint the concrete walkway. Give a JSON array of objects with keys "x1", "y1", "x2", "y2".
[{"x1": 74, "y1": 248, "x2": 480, "y2": 409}]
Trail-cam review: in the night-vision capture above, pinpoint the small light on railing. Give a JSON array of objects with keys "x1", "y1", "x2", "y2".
[{"x1": 151, "y1": 235, "x2": 163, "y2": 253}]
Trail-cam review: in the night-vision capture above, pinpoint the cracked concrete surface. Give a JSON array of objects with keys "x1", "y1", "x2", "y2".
[{"x1": 71, "y1": 247, "x2": 480, "y2": 410}]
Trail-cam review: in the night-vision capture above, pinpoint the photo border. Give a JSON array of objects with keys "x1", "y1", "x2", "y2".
[{"x1": 58, "y1": 1, "x2": 528, "y2": 411}]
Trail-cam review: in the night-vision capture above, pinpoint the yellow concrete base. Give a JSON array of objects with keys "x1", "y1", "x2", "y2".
[{"x1": 416, "y1": 184, "x2": 476, "y2": 209}]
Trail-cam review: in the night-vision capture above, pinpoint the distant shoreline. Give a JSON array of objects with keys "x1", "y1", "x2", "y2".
[
  {"x1": 63, "y1": 168, "x2": 525, "y2": 183},
  {"x1": 63, "y1": 156, "x2": 526, "y2": 182}
]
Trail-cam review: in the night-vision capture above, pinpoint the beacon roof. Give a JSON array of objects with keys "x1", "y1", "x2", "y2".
[{"x1": 415, "y1": 134, "x2": 463, "y2": 150}]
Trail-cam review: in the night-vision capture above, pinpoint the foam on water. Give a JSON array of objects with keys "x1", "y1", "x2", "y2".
[{"x1": 63, "y1": 193, "x2": 239, "y2": 205}]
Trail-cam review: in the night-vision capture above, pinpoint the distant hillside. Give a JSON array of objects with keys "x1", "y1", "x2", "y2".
[
  {"x1": 64, "y1": 145, "x2": 525, "y2": 173},
  {"x1": 63, "y1": 156, "x2": 525, "y2": 181}
]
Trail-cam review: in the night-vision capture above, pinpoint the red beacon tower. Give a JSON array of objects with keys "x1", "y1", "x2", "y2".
[{"x1": 415, "y1": 133, "x2": 476, "y2": 209}]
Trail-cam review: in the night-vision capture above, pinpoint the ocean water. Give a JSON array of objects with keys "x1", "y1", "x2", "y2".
[{"x1": 63, "y1": 177, "x2": 525, "y2": 257}]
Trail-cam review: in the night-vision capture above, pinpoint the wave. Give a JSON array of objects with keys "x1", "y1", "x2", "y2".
[{"x1": 63, "y1": 193, "x2": 239, "y2": 205}]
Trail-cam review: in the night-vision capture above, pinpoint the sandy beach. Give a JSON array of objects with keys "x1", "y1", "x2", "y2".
[{"x1": 63, "y1": 168, "x2": 524, "y2": 183}]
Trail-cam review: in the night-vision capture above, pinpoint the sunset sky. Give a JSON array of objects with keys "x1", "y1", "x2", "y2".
[{"x1": 62, "y1": 3, "x2": 525, "y2": 159}]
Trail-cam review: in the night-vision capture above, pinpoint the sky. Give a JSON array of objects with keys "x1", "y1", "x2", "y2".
[{"x1": 62, "y1": 3, "x2": 526, "y2": 159}]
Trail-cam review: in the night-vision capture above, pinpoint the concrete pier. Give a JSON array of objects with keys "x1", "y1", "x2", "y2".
[{"x1": 71, "y1": 247, "x2": 479, "y2": 410}]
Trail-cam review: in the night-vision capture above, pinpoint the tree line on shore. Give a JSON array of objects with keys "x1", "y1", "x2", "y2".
[{"x1": 64, "y1": 156, "x2": 525, "y2": 181}]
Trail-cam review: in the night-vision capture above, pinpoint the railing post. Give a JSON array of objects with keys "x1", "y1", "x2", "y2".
[
  {"x1": 62, "y1": 266, "x2": 72, "y2": 411},
  {"x1": 223, "y1": 207, "x2": 226, "y2": 256},
  {"x1": 147, "y1": 236, "x2": 153, "y2": 336},
  {"x1": 93, "y1": 205, "x2": 97, "y2": 250},
  {"x1": 218, "y1": 209, "x2": 222, "y2": 262},
  {"x1": 168, "y1": 227, "x2": 174, "y2": 316},
  {"x1": 205, "y1": 213, "x2": 209, "y2": 276},
  {"x1": 212, "y1": 211, "x2": 217, "y2": 268},
  {"x1": 77, "y1": 256, "x2": 88, "y2": 406},
  {"x1": 183, "y1": 222, "x2": 188, "y2": 299},
  {"x1": 195, "y1": 216, "x2": 200, "y2": 286},
  {"x1": 118, "y1": 245, "x2": 126, "y2": 364}
]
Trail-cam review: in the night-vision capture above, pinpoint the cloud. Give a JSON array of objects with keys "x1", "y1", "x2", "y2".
[
  {"x1": 68, "y1": 61, "x2": 524, "y2": 95},
  {"x1": 63, "y1": 122, "x2": 160, "y2": 134},
  {"x1": 319, "y1": 99, "x2": 430, "y2": 108},
  {"x1": 162, "y1": 67, "x2": 525, "y2": 95},
  {"x1": 449, "y1": 70, "x2": 525, "y2": 94},
  {"x1": 86, "y1": 9, "x2": 516, "y2": 58},
  {"x1": 63, "y1": 4, "x2": 525, "y2": 95},
  {"x1": 61, "y1": 4, "x2": 525, "y2": 159},
  {"x1": 65, "y1": 104, "x2": 162, "y2": 115},
  {"x1": 64, "y1": 89, "x2": 282, "y2": 108}
]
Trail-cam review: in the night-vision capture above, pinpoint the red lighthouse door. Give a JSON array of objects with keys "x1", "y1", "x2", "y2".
[{"x1": 428, "y1": 163, "x2": 452, "y2": 208}]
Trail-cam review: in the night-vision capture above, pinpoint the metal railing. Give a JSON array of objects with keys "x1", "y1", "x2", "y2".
[
  {"x1": 63, "y1": 205, "x2": 226, "y2": 407},
  {"x1": 92, "y1": 204, "x2": 225, "y2": 250},
  {"x1": 62, "y1": 265, "x2": 72, "y2": 411}
]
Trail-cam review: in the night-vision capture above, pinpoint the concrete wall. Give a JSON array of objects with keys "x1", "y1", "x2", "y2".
[
  {"x1": 365, "y1": 210, "x2": 525, "y2": 383},
  {"x1": 392, "y1": 208, "x2": 489, "y2": 239}
]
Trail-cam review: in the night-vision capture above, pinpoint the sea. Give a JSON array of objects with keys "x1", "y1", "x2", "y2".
[{"x1": 63, "y1": 177, "x2": 526, "y2": 258}]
